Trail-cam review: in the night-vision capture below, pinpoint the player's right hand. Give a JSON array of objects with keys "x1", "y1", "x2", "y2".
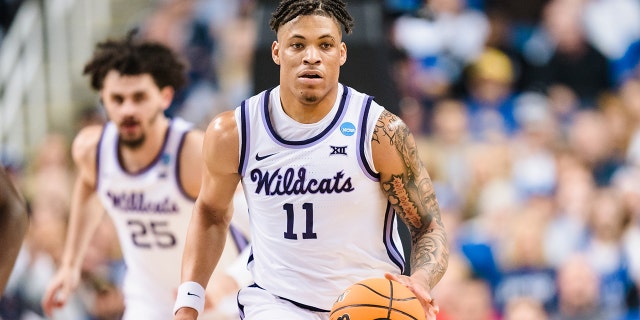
[
  {"x1": 385, "y1": 272, "x2": 439, "y2": 320},
  {"x1": 41, "y1": 267, "x2": 81, "y2": 317}
]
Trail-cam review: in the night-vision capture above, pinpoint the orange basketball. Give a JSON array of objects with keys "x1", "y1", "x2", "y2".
[{"x1": 329, "y1": 277, "x2": 426, "y2": 320}]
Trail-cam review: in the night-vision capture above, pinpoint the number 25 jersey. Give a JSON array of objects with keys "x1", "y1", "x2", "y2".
[{"x1": 96, "y1": 118, "x2": 195, "y2": 319}]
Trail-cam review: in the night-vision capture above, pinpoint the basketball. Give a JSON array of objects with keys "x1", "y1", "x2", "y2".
[{"x1": 329, "y1": 277, "x2": 426, "y2": 320}]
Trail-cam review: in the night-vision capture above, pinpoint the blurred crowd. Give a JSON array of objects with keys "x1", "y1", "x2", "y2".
[{"x1": 2, "y1": 0, "x2": 640, "y2": 319}]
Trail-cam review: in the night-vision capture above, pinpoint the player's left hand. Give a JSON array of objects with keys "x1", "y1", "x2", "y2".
[{"x1": 384, "y1": 272, "x2": 438, "y2": 320}]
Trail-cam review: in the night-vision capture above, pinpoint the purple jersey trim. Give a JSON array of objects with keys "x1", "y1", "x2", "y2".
[
  {"x1": 115, "y1": 120, "x2": 172, "y2": 176},
  {"x1": 94, "y1": 125, "x2": 109, "y2": 191},
  {"x1": 262, "y1": 84, "x2": 351, "y2": 148},
  {"x1": 229, "y1": 223, "x2": 249, "y2": 253},
  {"x1": 238, "y1": 99, "x2": 250, "y2": 175},
  {"x1": 357, "y1": 95, "x2": 379, "y2": 181},
  {"x1": 248, "y1": 283, "x2": 331, "y2": 313},
  {"x1": 175, "y1": 129, "x2": 196, "y2": 201},
  {"x1": 384, "y1": 203, "x2": 406, "y2": 273}
]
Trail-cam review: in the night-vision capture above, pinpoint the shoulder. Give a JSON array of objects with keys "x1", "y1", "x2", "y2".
[
  {"x1": 204, "y1": 110, "x2": 239, "y2": 147},
  {"x1": 71, "y1": 124, "x2": 104, "y2": 165},
  {"x1": 371, "y1": 110, "x2": 416, "y2": 171},
  {"x1": 202, "y1": 110, "x2": 239, "y2": 172},
  {"x1": 71, "y1": 124, "x2": 104, "y2": 187},
  {"x1": 373, "y1": 109, "x2": 409, "y2": 140}
]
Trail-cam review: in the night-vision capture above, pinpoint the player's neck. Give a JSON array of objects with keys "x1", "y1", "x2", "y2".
[
  {"x1": 118, "y1": 118, "x2": 170, "y2": 172},
  {"x1": 279, "y1": 87, "x2": 339, "y2": 124}
]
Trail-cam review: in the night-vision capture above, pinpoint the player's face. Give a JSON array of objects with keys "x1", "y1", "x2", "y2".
[
  {"x1": 100, "y1": 71, "x2": 173, "y2": 148},
  {"x1": 272, "y1": 14, "x2": 347, "y2": 105}
]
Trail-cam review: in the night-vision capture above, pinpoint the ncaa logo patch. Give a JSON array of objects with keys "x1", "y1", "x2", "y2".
[
  {"x1": 161, "y1": 153, "x2": 171, "y2": 165},
  {"x1": 340, "y1": 122, "x2": 356, "y2": 136}
]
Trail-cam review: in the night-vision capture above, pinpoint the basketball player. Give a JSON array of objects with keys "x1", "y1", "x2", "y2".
[
  {"x1": 40, "y1": 34, "x2": 228, "y2": 319},
  {"x1": 173, "y1": 1, "x2": 449, "y2": 319},
  {"x1": 0, "y1": 166, "x2": 29, "y2": 294}
]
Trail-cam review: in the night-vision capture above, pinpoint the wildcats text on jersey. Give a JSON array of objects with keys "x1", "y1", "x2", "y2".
[
  {"x1": 250, "y1": 167, "x2": 354, "y2": 196},
  {"x1": 106, "y1": 191, "x2": 180, "y2": 214}
]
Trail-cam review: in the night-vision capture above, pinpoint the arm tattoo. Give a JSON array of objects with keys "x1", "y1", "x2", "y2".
[{"x1": 375, "y1": 110, "x2": 449, "y2": 289}]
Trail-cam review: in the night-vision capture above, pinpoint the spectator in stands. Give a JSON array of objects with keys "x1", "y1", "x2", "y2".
[
  {"x1": 503, "y1": 297, "x2": 549, "y2": 320},
  {"x1": 621, "y1": 77, "x2": 640, "y2": 167},
  {"x1": 582, "y1": 188, "x2": 637, "y2": 318},
  {"x1": 139, "y1": 0, "x2": 220, "y2": 128},
  {"x1": 509, "y1": 92, "x2": 559, "y2": 202},
  {"x1": 566, "y1": 110, "x2": 624, "y2": 186},
  {"x1": 493, "y1": 209, "x2": 557, "y2": 313},
  {"x1": 443, "y1": 278, "x2": 498, "y2": 320},
  {"x1": 544, "y1": 151, "x2": 594, "y2": 267},
  {"x1": 598, "y1": 93, "x2": 634, "y2": 163},
  {"x1": 551, "y1": 254, "x2": 607, "y2": 320},
  {"x1": 417, "y1": 98, "x2": 475, "y2": 202},
  {"x1": 582, "y1": 0, "x2": 640, "y2": 86},
  {"x1": 521, "y1": 0, "x2": 612, "y2": 108},
  {"x1": 462, "y1": 47, "x2": 520, "y2": 141},
  {"x1": 391, "y1": 0, "x2": 490, "y2": 108}
]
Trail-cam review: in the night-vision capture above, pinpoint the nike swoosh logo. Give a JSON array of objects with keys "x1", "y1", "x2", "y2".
[
  {"x1": 255, "y1": 152, "x2": 277, "y2": 161},
  {"x1": 187, "y1": 292, "x2": 200, "y2": 298}
]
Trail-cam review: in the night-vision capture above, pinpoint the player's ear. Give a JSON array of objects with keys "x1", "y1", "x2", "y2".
[
  {"x1": 340, "y1": 42, "x2": 347, "y2": 66},
  {"x1": 160, "y1": 86, "x2": 175, "y2": 110},
  {"x1": 272, "y1": 41, "x2": 281, "y2": 65}
]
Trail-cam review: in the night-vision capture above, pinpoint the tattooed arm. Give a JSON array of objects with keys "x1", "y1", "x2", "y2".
[{"x1": 371, "y1": 110, "x2": 449, "y2": 317}]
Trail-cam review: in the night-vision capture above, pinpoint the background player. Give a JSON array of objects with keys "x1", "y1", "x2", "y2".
[
  {"x1": 40, "y1": 33, "x2": 220, "y2": 319},
  {"x1": 173, "y1": 1, "x2": 449, "y2": 319}
]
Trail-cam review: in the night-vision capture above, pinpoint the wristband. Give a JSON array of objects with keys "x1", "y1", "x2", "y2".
[{"x1": 173, "y1": 281, "x2": 206, "y2": 315}]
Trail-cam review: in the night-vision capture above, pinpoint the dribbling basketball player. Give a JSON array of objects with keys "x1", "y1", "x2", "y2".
[{"x1": 173, "y1": 1, "x2": 449, "y2": 319}]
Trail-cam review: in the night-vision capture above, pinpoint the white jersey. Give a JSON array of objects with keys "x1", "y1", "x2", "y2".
[
  {"x1": 235, "y1": 84, "x2": 406, "y2": 311},
  {"x1": 96, "y1": 118, "x2": 195, "y2": 319}
]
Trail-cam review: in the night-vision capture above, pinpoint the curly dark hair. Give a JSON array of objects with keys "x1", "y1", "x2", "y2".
[
  {"x1": 83, "y1": 31, "x2": 187, "y2": 92},
  {"x1": 269, "y1": 0, "x2": 354, "y2": 34}
]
